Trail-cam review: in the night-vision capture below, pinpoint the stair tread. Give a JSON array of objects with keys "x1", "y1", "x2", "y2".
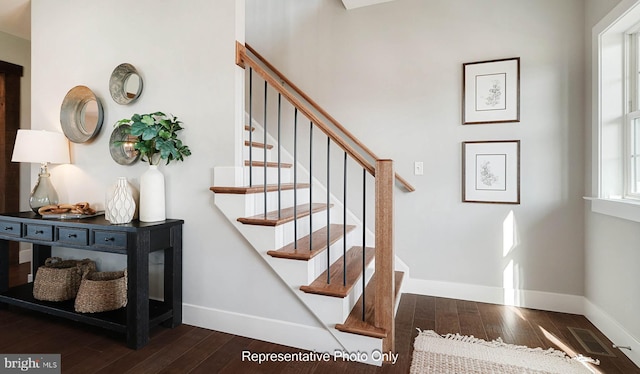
[
  {"x1": 245, "y1": 125, "x2": 255, "y2": 132},
  {"x1": 267, "y1": 224, "x2": 356, "y2": 260},
  {"x1": 238, "y1": 203, "x2": 332, "y2": 226},
  {"x1": 335, "y1": 271, "x2": 404, "y2": 339},
  {"x1": 244, "y1": 160, "x2": 293, "y2": 168},
  {"x1": 244, "y1": 141, "x2": 274, "y2": 149},
  {"x1": 210, "y1": 183, "x2": 310, "y2": 194},
  {"x1": 300, "y1": 246, "x2": 374, "y2": 298}
]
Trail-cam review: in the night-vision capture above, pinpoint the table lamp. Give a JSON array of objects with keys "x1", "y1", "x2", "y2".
[{"x1": 11, "y1": 129, "x2": 71, "y2": 214}]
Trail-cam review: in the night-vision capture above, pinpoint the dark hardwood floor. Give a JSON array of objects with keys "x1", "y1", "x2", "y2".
[{"x1": 3, "y1": 263, "x2": 639, "y2": 373}]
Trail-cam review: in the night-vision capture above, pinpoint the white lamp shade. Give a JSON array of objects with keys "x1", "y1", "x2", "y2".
[{"x1": 11, "y1": 129, "x2": 70, "y2": 164}]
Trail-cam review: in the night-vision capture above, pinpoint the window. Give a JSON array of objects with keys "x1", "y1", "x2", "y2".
[{"x1": 592, "y1": 0, "x2": 640, "y2": 222}]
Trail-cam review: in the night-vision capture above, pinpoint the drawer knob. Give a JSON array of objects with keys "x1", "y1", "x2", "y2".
[
  {"x1": 35, "y1": 230, "x2": 44, "y2": 234},
  {"x1": 104, "y1": 237, "x2": 115, "y2": 242},
  {"x1": 68, "y1": 233, "x2": 77, "y2": 238},
  {"x1": 4, "y1": 226, "x2": 12, "y2": 231}
]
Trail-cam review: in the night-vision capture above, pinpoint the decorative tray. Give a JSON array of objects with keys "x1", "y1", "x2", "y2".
[{"x1": 41, "y1": 211, "x2": 105, "y2": 220}]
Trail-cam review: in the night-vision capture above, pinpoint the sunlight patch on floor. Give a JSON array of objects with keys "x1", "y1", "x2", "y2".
[{"x1": 539, "y1": 326, "x2": 602, "y2": 374}]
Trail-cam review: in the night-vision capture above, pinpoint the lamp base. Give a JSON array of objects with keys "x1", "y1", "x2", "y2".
[{"x1": 30, "y1": 170, "x2": 59, "y2": 214}]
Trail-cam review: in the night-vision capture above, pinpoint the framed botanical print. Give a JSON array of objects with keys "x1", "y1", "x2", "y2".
[
  {"x1": 462, "y1": 140, "x2": 520, "y2": 204},
  {"x1": 462, "y1": 57, "x2": 520, "y2": 124}
]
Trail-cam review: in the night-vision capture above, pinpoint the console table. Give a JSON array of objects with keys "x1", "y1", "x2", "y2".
[{"x1": 0, "y1": 212, "x2": 183, "y2": 349}]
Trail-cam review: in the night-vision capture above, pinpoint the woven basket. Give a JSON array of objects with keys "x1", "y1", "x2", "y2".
[
  {"x1": 33, "y1": 257, "x2": 96, "y2": 301},
  {"x1": 74, "y1": 269, "x2": 127, "y2": 313}
]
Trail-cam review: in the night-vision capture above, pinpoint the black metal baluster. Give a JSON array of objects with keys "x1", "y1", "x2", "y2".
[
  {"x1": 326, "y1": 137, "x2": 331, "y2": 284},
  {"x1": 277, "y1": 93, "x2": 282, "y2": 219},
  {"x1": 309, "y1": 122, "x2": 313, "y2": 254},
  {"x1": 343, "y1": 152, "x2": 347, "y2": 286},
  {"x1": 263, "y1": 81, "x2": 268, "y2": 218},
  {"x1": 249, "y1": 68, "x2": 253, "y2": 187},
  {"x1": 362, "y1": 168, "x2": 366, "y2": 321},
  {"x1": 294, "y1": 109, "x2": 298, "y2": 249}
]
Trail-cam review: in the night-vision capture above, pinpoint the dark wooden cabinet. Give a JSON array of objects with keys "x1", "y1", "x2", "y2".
[
  {"x1": 0, "y1": 212, "x2": 183, "y2": 349},
  {"x1": 0, "y1": 61, "x2": 24, "y2": 266}
]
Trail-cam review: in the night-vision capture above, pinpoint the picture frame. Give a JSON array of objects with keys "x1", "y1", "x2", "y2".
[
  {"x1": 462, "y1": 57, "x2": 520, "y2": 124},
  {"x1": 462, "y1": 140, "x2": 520, "y2": 204}
]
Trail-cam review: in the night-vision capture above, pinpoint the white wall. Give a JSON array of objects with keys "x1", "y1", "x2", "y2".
[
  {"x1": 584, "y1": 0, "x2": 640, "y2": 363},
  {"x1": 247, "y1": 0, "x2": 587, "y2": 305},
  {"x1": 31, "y1": 0, "x2": 325, "y2": 346},
  {"x1": 0, "y1": 31, "x2": 31, "y2": 213}
]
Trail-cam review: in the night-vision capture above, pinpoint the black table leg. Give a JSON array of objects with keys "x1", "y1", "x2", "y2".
[
  {"x1": 0, "y1": 240, "x2": 8, "y2": 294},
  {"x1": 32, "y1": 244, "x2": 51, "y2": 270},
  {"x1": 162, "y1": 225, "x2": 182, "y2": 328},
  {"x1": 126, "y1": 231, "x2": 150, "y2": 349}
]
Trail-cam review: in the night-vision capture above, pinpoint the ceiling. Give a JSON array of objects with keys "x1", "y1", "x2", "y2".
[
  {"x1": 0, "y1": 0, "x2": 393, "y2": 41},
  {"x1": 0, "y1": 0, "x2": 30, "y2": 40}
]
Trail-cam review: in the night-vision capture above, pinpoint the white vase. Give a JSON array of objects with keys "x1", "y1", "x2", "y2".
[
  {"x1": 139, "y1": 165, "x2": 166, "y2": 222},
  {"x1": 105, "y1": 177, "x2": 136, "y2": 224}
]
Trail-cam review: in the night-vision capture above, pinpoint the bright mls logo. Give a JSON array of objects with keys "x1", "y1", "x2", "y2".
[{"x1": 1, "y1": 355, "x2": 60, "y2": 373}]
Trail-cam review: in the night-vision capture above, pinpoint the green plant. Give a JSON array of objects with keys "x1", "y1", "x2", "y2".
[{"x1": 115, "y1": 112, "x2": 192, "y2": 165}]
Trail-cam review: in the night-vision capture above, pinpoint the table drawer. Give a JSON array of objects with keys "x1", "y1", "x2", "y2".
[
  {"x1": 57, "y1": 227, "x2": 89, "y2": 246},
  {"x1": 24, "y1": 224, "x2": 54, "y2": 241},
  {"x1": 0, "y1": 220, "x2": 21, "y2": 238},
  {"x1": 93, "y1": 230, "x2": 127, "y2": 249}
]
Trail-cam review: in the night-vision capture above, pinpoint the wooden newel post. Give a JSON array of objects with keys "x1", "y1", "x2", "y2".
[{"x1": 375, "y1": 159, "x2": 395, "y2": 354}]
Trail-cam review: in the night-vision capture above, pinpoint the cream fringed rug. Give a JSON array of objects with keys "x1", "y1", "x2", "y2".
[{"x1": 410, "y1": 330, "x2": 599, "y2": 374}]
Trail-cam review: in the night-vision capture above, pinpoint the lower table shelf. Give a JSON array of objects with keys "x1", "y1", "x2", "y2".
[{"x1": 0, "y1": 283, "x2": 173, "y2": 335}]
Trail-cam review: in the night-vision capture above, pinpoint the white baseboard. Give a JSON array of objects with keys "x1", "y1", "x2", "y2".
[
  {"x1": 583, "y1": 299, "x2": 640, "y2": 367},
  {"x1": 183, "y1": 303, "x2": 387, "y2": 366},
  {"x1": 404, "y1": 277, "x2": 584, "y2": 314},
  {"x1": 183, "y1": 303, "x2": 342, "y2": 354}
]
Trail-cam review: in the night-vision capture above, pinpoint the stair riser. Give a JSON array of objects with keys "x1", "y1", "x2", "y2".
[
  {"x1": 244, "y1": 166, "x2": 292, "y2": 185},
  {"x1": 297, "y1": 265, "x2": 374, "y2": 324},
  {"x1": 244, "y1": 120, "x2": 294, "y2": 165},
  {"x1": 221, "y1": 214, "x2": 331, "y2": 254},
  {"x1": 215, "y1": 194, "x2": 335, "y2": 250},
  {"x1": 243, "y1": 146, "x2": 272, "y2": 162},
  {"x1": 243, "y1": 189, "x2": 310, "y2": 217},
  {"x1": 275, "y1": 210, "x2": 331, "y2": 249},
  {"x1": 268, "y1": 234, "x2": 357, "y2": 286},
  {"x1": 309, "y1": 229, "x2": 359, "y2": 282}
]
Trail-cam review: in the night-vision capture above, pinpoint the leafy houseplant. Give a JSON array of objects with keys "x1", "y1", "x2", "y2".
[
  {"x1": 115, "y1": 112, "x2": 192, "y2": 222},
  {"x1": 115, "y1": 112, "x2": 192, "y2": 165}
]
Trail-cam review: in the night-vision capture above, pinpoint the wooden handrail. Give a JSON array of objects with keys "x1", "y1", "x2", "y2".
[
  {"x1": 237, "y1": 42, "x2": 376, "y2": 177},
  {"x1": 240, "y1": 42, "x2": 415, "y2": 192}
]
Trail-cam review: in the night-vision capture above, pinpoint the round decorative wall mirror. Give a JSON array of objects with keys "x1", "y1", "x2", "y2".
[
  {"x1": 109, "y1": 63, "x2": 143, "y2": 105},
  {"x1": 60, "y1": 85, "x2": 104, "y2": 143},
  {"x1": 109, "y1": 124, "x2": 140, "y2": 165}
]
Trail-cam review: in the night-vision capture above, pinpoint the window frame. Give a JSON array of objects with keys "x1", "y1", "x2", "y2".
[{"x1": 624, "y1": 31, "x2": 640, "y2": 200}]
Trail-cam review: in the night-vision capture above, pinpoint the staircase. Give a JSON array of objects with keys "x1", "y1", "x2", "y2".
[{"x1": 210, "y1": 43, "x2": 414, "y2": 365}]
